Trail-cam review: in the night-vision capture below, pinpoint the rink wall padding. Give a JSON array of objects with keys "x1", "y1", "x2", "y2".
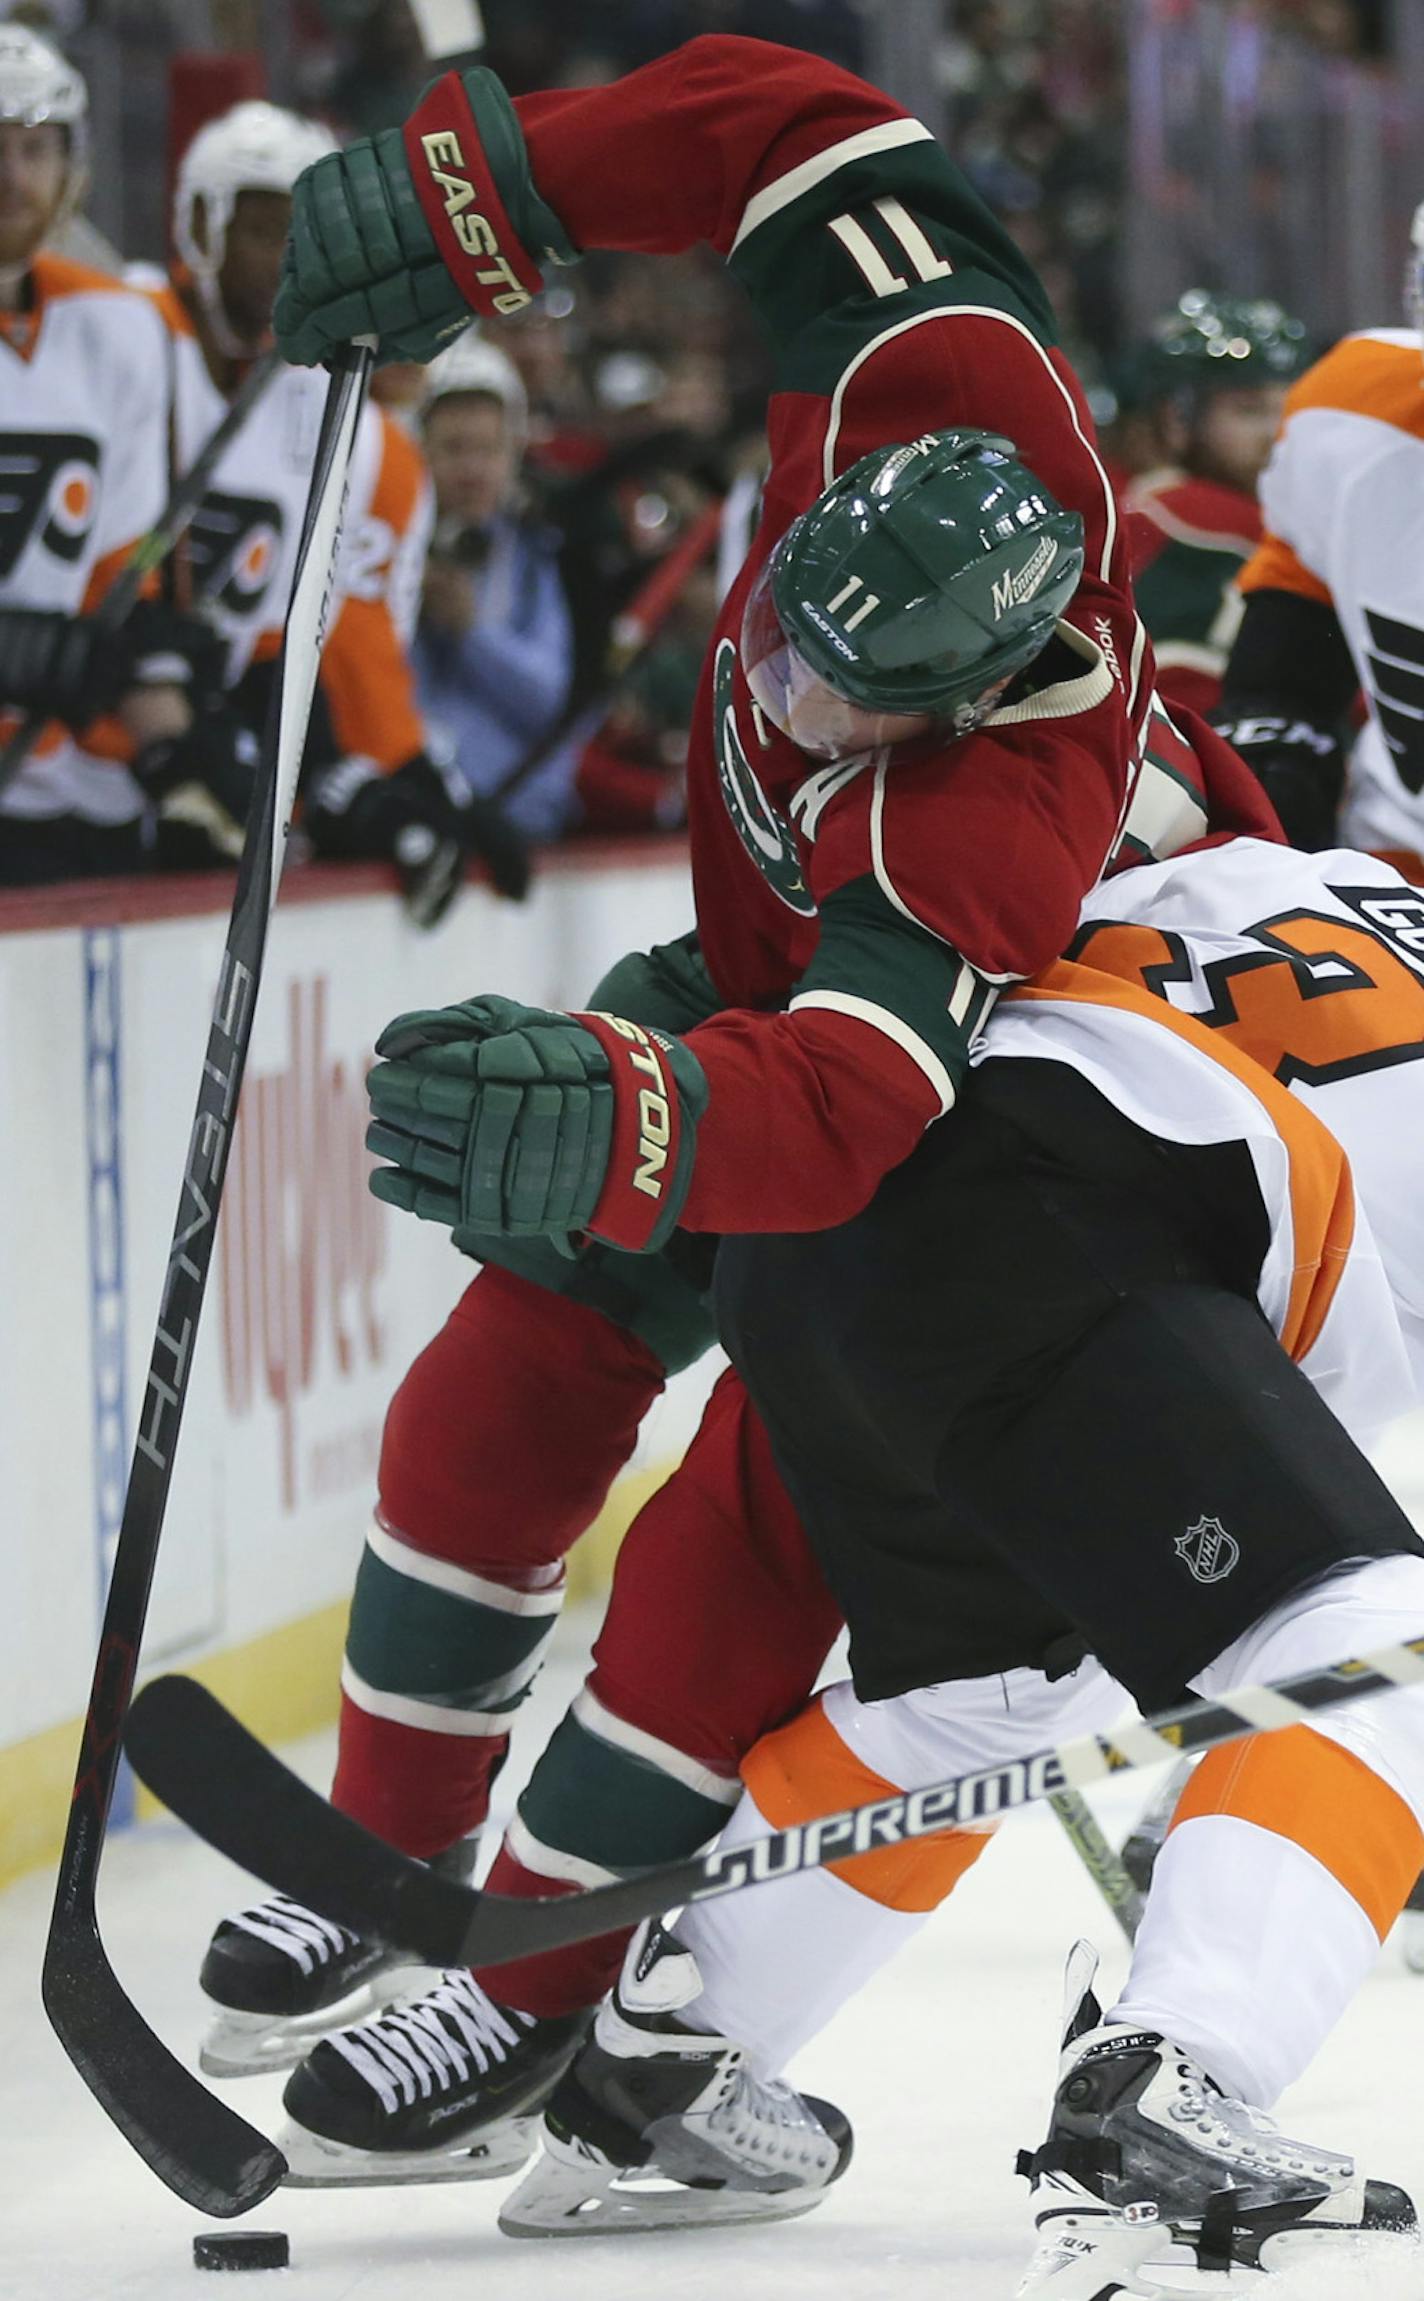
[{"x1": 0, "y1": 844, "x2": 718, "y2": 1887}]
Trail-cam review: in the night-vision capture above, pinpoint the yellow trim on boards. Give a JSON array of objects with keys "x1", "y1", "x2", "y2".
[{"x1": 0, "y1": 1459, "x2": 676, "y2": 1888}]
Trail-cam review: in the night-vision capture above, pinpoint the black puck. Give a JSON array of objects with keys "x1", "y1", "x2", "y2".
[{"x1": 193, "y1": 2230, "x2": 290, "y2": 2272}]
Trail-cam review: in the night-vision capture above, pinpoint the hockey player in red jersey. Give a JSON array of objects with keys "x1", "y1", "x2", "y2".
[
  {"x1": 275, "y1": 33, "x2": 1281, "y2": 1261},
  {"x1": 196, "y1": 34, "x2": 1285, "y2": 2187},
  {"x1": 1122, "y1": 291, "x2": 1313, "y2": 720}
]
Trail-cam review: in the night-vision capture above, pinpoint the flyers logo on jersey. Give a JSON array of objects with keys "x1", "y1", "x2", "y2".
[
  {"x1": 187, "y1": 490, "x2": 285, "y2": 616},
  {"x1": 0, "y1": 429, "x2": 100, "y2": 576},
  {"x1": 419, "y1": 129, "x2": 533, "y2": 316}
]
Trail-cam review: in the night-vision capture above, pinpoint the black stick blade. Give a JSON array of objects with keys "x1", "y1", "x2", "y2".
[
  {"x1": 126, "y1": 1677, "x2": 480, "y2": 1965},
  {"x1": 42, "y1": 1918, "x2": 285, "y2": 2215},
  {"x1": 124, "y1": 1675, "x2": 700, "y2": 1973}
]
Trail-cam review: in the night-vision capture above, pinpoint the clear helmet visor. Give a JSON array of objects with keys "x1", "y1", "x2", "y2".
[{"x1": 740, "y1": 558, "x2": 935, "y2": 761}]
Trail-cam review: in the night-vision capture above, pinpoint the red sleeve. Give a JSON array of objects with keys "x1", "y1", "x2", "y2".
[
  {"x1": 514, "y1": 37, "x2": 908, "y2": 262},
  {"x1": 1154, "y1": 660, "x2": 1224, "y2": 720},
  {"x1": 812, "y1": 695, "x2": 1132, "y2": 981},
  {"x1": 679, "y1": 1005, "x2": 940, "y2": 1234}
]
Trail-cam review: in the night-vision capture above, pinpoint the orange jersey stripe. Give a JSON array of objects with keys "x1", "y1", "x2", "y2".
[
  {"x1": 81, "y1": 537, "x2": 157, "y2": 618},
  {"x1": 1170, "y1": 1725, "x2": 1424, "y2": 1941},
  {"x1": 142, "y1": 274, "x2": 199, "y2": 342},
  {"x1": 1241, "y1": 333, "x2": 1424, "y2": 601},
  {"x1": 1238, "y1": 527, "x2": 1333, "y2": 606},
  {"x1": 1278, "y1": 329, "x2": 1424, "y2": 442},
  {"x1": 322, "y1": 415, "x2": 428, "y2": 771},
  {"x1": 1009, "y1": 957, "x2": 1354, "y2": 1364},
  {"x1": 742, "y1": 1694, "x2": 991, "y2": 1912}
]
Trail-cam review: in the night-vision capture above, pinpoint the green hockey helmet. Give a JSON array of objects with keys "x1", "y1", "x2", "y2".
[
  {"x1": 1138, "y1": 289, "x2": 1313, "y2": 407},
  {"x1": 742, "y1": 428, "x2": 1085, "y2": 760}
]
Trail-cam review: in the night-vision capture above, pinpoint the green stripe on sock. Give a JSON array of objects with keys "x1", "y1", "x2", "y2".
[
  {"x1": 345, "y1": 1546, "x2": 556, "y2": 1714},
  {"x1": 518, "y1": 1708, "x2": 733, "y2": 1872}
]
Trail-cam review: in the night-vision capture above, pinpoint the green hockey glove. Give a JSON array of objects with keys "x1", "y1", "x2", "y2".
[
  {"x1": 365, "y1": 994, "x2": 707, "y2": 1252},
  {"x1": 276, "y1": 69, "x2": 577, "y2": 369}
]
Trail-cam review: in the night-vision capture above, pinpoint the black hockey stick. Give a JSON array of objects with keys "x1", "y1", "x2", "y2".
[
  {"x1": 0, "y1": 346, "x2": 282, "y2": 799},
  {"x1": 126, "y1": 1632, "x2": 1424, "y2": 1977},
  {"x1": 41, "y1": 339, "x2": 374, "y2": 2218}
]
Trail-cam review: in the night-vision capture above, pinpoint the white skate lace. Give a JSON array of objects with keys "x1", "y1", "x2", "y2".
[
  {"x1": 226, "y1": 1893, "x2": 357, "y2": 1976},
  {"x1": 328, "y1": 1970, "x2": 535, "y2": 2114},
  {"x1": 1164, "y1": 2066, "x2": 1349, "y2": 2183}
]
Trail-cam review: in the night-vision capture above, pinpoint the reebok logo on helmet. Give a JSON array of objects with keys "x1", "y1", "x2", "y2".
[{"x1": 991, "y1": 536, "x2": 1059, "y2": 620}]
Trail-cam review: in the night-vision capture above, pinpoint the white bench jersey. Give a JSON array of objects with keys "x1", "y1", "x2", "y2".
[
  {"x1": 153, "y1": 283, "x2": 432, "y2": 770},
  {"x1": 0, "y1": 254, "x2": 169, "y2": 823}
]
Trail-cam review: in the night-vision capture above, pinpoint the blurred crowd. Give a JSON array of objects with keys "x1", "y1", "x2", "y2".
[{"x1": 0, "y1": 0, "x2": 1413, "y2": 903}]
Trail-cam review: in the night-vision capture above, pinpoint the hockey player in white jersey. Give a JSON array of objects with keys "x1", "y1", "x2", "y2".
[
  {"x1": 0, "y1": 28, "x2": 220, "y2": 883},
  {"x1": 1218, "y1": 203, "x2": 1424, "y2": 870},
  {"x1": 462, "y1": 833, "x2": 1424, "y2": 2294},
  {"x1": 156, "y1": 101, "x2": 528, "y2": 907}
]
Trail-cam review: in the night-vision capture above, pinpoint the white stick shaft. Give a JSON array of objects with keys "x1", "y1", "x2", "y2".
[
  {"x1": 408, "y1": 0, "x2": 484, "y2": 57},
  {"x1": 265, "y1": 340, "x2": 373, "y2": 918}
]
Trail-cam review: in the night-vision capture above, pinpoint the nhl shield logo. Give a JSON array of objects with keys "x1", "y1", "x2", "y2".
[{"x1": 1175, "y1": 1515, "x2": 1240, "y2": 1585}]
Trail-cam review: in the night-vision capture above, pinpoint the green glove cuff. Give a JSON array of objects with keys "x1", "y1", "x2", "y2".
[
  {"x1": 457, "y1": 69, "x2": 579, "y2": 270},
  {"x1": 401, "y1": 66, "x2": 577, "y2": 324},
  {"x1": 588, "y1": 930, "x2": 724, "y2": 1037}
]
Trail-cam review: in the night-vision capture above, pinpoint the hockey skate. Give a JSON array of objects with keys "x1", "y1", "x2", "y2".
[
  {"x1": 278, "y1": 1967, "x2": 591, "y2": 2187},
  {"x1": 198, "y1": 1839, "x2": 477, "y2": 2077},
  {"x1": 499, "y1": 1918, "x2": 853, "y2": 2238},
  {"x1": 1015, "y1": 1943, "x2": 1416, "y2": 2300}
]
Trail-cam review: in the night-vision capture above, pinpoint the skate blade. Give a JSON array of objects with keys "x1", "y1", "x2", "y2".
[
  {"x1": 278, "y1": 2115, "x2": 536, "y2": 2189},
  {"x1": 1017, "y1": 2191, "x2": 1243, "y2": 2301},
  {"x1": 499, "y1": 2144, "x2": 830, "y2": 2240},
  {"x1": 1259, "y1": 2221, "x2": 1422, "y2": 2275},
  {"x1": 199, "y1": 1966, "x2": 434, "y2": 2077}
]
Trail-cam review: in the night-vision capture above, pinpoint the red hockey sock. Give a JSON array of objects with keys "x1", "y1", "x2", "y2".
[{"x1": 330, "y1": 1266, "x2": 665, "y2": 1855}]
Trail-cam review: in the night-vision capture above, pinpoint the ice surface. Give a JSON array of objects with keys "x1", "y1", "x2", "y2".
[{"x1": 3, "y1": 1611, "x2": 1421, "y2": 2301}]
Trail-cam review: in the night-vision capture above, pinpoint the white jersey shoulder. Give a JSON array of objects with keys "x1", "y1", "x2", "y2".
[
  {"x1": 985, "y1": 838, "x2": 1424, "y2": 1442},
  {"x1": 1257, "y1": 328, "x2": 1424, "y2": 854}
]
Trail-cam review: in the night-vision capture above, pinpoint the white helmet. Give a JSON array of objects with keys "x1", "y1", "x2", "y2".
[
  {"x1": 0, "y1": 25, "x2": 88, "y2": 232},
  {"x1": 1408, "y1": 202, "x2": 1424, "y2": 343},
  {"x1": 423, "y1": 328, "x2": 528, "y2": 439},
  {"x1": 174, "y1": 101, "x2": 335, "y2": 293}
]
